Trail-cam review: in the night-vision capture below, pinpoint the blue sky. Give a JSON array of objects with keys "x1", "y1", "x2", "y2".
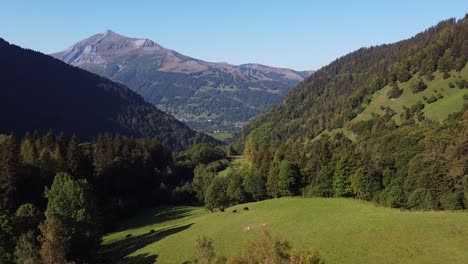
[{"x1": 1, "y1": 0, "x2": 466, "y2": 70}]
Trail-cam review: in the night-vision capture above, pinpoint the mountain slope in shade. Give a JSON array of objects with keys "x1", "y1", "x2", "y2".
[
  {"x1": 0, "y1": 38, "x2": 215, "y2": 151},
  {"x1": 51, "y1": 30, "x2": 313, "y2": 132}
]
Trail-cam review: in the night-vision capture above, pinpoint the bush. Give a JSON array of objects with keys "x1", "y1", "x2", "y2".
[
  {"x1": 407, "y1": 188, "x2": 437, "y2": 210},
  {"x1": 426, "y1": 95, "x2": 438, "y2": 104},
  {"x1": 443, "y1": 72, "x2": 450, "y2": 79},
  {"x1": 380, "y1": 177, "x2": 406, "y2": 208},
  {"x1": 191, "y1": 231, "x2": 325, "y2": 264},
  {"x1": 171, "y1": 183, "x2": 196, "y2": 204},
  {"x1": 448, "y1": 82, "x2": 455, "y2": 88},
  {"x1": 410, "y1": 79, "x2": 427, "y2": 93},
  {"x1": 439, "y1": 192, "x2": 463, "y2": 210},
  {"x1": 387, "y1": 83, "x2": 403, "y2": 99},
  {"x1": 15, "y1": 203, "x2": 42, "y2": 231},
  {"x1": 456, "y1": 79, "x2": 468, "y2": 89},
  {"x1": 410, "y1": 101, "x2": 425, "y2": 113},
  {"x1": 462, "y1": 175, "x2": 468, "y2": 209}
]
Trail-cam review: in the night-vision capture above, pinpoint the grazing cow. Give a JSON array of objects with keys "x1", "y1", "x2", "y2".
[
  {"x1": 149, "y1": 229, "x2": 155, "y2": 233},
  {"x1": 221, "y1": 208, "x2": 225, "y2": 212},
  {"x1": 125, "y1": 234, "x2": 133, "y2": 238},
  {"x1": 232, "y1": 209, "x2": 237, "y2": 213},
  {"x1": 243, "y1": 207, "x2": 249, "y2": 211}
]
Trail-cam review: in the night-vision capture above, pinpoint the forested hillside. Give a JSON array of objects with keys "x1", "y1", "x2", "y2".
[
  {"x1": 238, "y1": 16, "x2": 468, "y2": 210},
  {"x1": 0, "y1": 39, "x2": 215, "y2": 151},
  {"x1": 0, "y1": 132, "x2": 218, "y2": 263}
]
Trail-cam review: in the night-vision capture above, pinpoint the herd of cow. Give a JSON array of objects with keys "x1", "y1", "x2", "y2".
[{"x1": 124, "y1": 207, "x2": 250, "y2": 239}]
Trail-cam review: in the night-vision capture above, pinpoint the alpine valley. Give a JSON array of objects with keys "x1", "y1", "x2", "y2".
[{"x1": 51, "y1": 30, "x2": 313, "y2": 135}]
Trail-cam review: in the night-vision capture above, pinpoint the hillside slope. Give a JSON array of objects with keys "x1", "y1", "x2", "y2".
[
  {"x1": 241, "y1": 17, "x2": 468, "y2": 145},
  {"x1": 0, "y1": 38, "x2": 215, "y2": 151},
  {"x1": 51, "y1": 31, "x2": 313, "y2": 132},
  {"x1": 238, "y1": 17, "x2": 468, "y2": 210}
]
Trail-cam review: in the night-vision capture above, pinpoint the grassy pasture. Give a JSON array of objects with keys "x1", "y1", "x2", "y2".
[{"x1": 99, "y1": 198, "x2": 468, "y2": 264}]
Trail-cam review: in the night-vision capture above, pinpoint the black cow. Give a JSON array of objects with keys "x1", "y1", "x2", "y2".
[
  {"x1": 243, "y1": 207, "x2": 249, "y2": 211},
  {"x1": 232, "y1": 209, "x2": 237, "y2": 213},
  {"x1": 125, "y1": 234, "x2": 133, "y2": 238}
]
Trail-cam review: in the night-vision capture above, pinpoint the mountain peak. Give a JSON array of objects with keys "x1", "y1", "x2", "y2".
[{"x1": 52, "y1": 31, "x2": 163, "y2": 66}]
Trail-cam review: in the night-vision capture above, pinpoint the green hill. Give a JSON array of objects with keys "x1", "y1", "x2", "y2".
[
  {"x1": 99, "y1": 198, "x2": 468, "y2": 264},
  {"x1": 353, "y1": 67, "x2": 468, "y2": 124},
  {"x1": 236, "y1": 17, "x2": 468, "y2": 211}
]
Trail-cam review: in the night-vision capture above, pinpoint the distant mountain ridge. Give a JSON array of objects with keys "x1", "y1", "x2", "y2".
[
  {"x1": 52, "y1": 31, "x2": 313, "y2": 132},
  {"x1": 0, "y1": 38, "x2": 215, "y2": 151}
]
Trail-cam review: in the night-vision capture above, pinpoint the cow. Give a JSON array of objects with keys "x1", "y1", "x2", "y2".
[
  {"x1": 232, "y1": 209, "x2": 237, "y2": 213},
  {"x1": 149, "y1": 229, "x2": 155, "y2": 233},
  {"x1": 243, "y1": 207, "x2": 249, "y2": 211},
  {"x1": 125, "y1": 234, "x2": 133, "y2": 238}
]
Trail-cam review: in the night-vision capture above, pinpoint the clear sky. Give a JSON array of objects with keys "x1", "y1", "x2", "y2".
[{"x1": 1, "y1": 0, "x2": 466, "y2": 70}]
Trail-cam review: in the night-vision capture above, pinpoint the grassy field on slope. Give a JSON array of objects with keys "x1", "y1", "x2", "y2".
[
  {"x1": 218, "y1": 158, "x2": 251, "y2": 177},
  {"x1": 99, "y1": 198, "x2": 468, "y2": 264},
  {"x1": 354, "y1": 66, "x2": 468, "y2": 124},
  {"x1": 207, "y1": 132, "x2": 234, "y2": 142}
]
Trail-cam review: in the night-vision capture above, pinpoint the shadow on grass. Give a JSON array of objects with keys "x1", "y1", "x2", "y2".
[
  {"x1": 117, "y1": 207, "x2": 197, "y2": 231},
  {"x1": 118, "y1": 253, "x2": 158, "y2": 264},
  {"x1": 98, "y1": 223, "x2": 193, "y2": 264}
]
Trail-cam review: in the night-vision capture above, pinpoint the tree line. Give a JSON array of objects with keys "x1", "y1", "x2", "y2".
[{"x1": 0, "y1": 132, "x2": 224, "y2": 264}]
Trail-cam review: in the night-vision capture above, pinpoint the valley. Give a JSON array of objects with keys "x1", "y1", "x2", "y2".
[
  {"x1": 51, "y1": 31, "x2": 313, "y2": 134},
  {"x1": 0, "y1": 3, "x2": 467, "y2": 264}
]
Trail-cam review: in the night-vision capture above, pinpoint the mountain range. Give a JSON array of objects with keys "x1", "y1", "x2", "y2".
[
  {"x1": 51, "y1": 30, "x2": 313, "y2": 132},
  {"x1": 0, "y1": 38, "x2": 215, "y2": 151}
]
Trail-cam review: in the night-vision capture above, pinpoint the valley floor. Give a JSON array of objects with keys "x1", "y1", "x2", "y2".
[{"x1": 99, "y1": 198, "x2": 468, "y2": 264}]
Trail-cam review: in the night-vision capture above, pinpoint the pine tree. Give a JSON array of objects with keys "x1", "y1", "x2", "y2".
[
  {"x1": 15, "y1": 230, "x2": 41, "y2": 264},
  {"x1": 277, "y1": 161, "x2": 300, "y2": 196},
  {"x1": 0, "y1": 135, "x2": 19, "y2": 210},
  {"x1": 332, "y1": 155, "x2": 355, "y2": 197},
  {"x1": 266, "y1": 160, "x2": 281, "y2": 198},
  {"x1": 66, "y1": 135, "x2": 81, "y2": 178},
  {"x1": 20, "y1": 137, "x2": 38, "y2": 166}
]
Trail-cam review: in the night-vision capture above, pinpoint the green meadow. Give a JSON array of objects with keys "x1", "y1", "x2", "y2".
[
  {"x1": 99, "y1": 198, "x2": 468, "y2": 264},
  {"x1": 354, "y1": 66, "x2": 468, "y2": 124}
]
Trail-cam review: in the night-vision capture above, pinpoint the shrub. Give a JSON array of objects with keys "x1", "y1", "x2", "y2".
[
  {"x1": 15, "y1": 203, "x2": 42, "y2": 231},
  {"x1": 407, "y1": 188, "x2": 437, "y2": 210},
  {"x1": 410, "y1": 79, "x2": 427, "y2": 93},
  {"x1": 456, "y1": 79, "x2": 468, "y2": 89},
  {"x1": 448, "y1": 82, "x2": 455, "y2": 88},
  {"x1": 443, "y1": 71, "x2": 450, "y2": 79},
  {"x1": 194, "y1": 236, "x2": 216, "y2": 264},
  {"x1": 387, "y1": 83, "x2": 403, "y2": 99},
  {"x1": 191, "y1": 231, "x2": 325, "y2": 264},
  {"x1": 410, "y1": 101, "x2": 425, "y2": 113},
  {"x1": 426, "y1": 95, "x2": 438, "y2": 104},
  {"x1": 439, "y1": 192, "x2": 463, "y2": 210}
]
